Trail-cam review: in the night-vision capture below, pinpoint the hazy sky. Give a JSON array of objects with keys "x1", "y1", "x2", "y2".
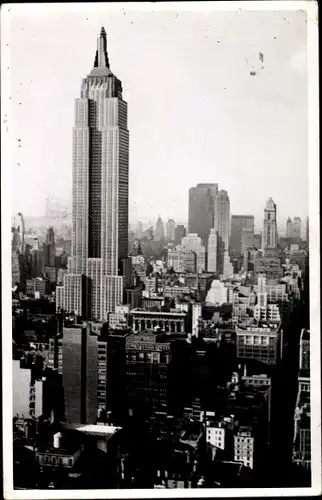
[{"x1": 9, "y1": 4, "x2": 308, "y2": 231}]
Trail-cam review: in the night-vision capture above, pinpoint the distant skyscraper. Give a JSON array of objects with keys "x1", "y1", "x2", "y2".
[
  {"x1": 253, "y1": 233, "x2": 262, "y2": 249},
  {"x1": 291, "y1": 217, "x2": 302, "y2": 239},
  {"x1": 175, "y1": 224, "x2": 186, "y2": 245},
  {"x1": 166, "y1": 219, "x2": 176, "y2": 241},
  {"x1": 230, "y1": 215, "x2": 255, "y2": 256},
  {"x1": 263, "y1": 198, "x2": 277, "y2": 254},
  {"x1": 44, "y1": 226, "x2": 56, "y2": 267},
  {"x1": 286, "y1": 217, "x2": 292, "y2": 238},
  {"x1": 188, "y1": 183, "x2": 218, "y2": 246},
  {"x1": 214, "y1": 190, "x2": 230, "y2": 251},
  {"x1": 154, "y1": 216, "x2": 165, "y2": 241},
  {"x1": 207, "y1": 229, "x2": 220, "y2": 273},
  {"x1": 57, "y1": 27, "x2": 129, "y2": 321}
]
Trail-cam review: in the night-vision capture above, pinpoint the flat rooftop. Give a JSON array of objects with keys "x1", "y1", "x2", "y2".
[{"x1": 62, "y1": 423, "x2": 121, "y2": 438}]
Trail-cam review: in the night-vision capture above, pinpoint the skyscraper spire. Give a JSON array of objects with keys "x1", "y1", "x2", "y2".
[{"x1": 94, "y1": 26, "x2": 110, "y2": 68}]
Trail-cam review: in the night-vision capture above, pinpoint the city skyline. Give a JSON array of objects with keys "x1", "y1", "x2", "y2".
[{"x1": 10, "y1": 7, "x2": 308, "y2": 226}]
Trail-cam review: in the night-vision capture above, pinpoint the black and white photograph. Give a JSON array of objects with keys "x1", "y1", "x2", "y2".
[{"x1": 1, "y1": 1, "x2": 320, "y2": 498}]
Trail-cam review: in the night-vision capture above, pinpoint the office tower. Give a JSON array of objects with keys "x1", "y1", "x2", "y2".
[
  {"x1": 174, "y1": 224, "x2": 186, "y2": 245},
  {"x1": 286, "y1": 217, "x2": 292, "y2": 238},
  {"x1": 223, "y1": 250, "x2": 234, "y2": 278},
  {"x1": 214, "y1": 190, "x2": 230, "y2": 251},
  {"x1": 188, "y1": 183, "x2": 218, "y2": 246},
  {"x1": 125, "y1": 331, "x2": 174, "y2": 416},
  {"x1": 207, "y1": 229, "x2": 219, "y2": 273},
  {"x1": 154, "y1": 216, "x2": 164, "y2": 242},
  {"x1": 230, "y1": 215, "x2": 255, "y2": 255},
  {"x1": 207, "y1": 228, "x2": 225, "y2": 274},
  {"x1": 253, "y1": 233, "x2": 262, "y2": 250},
  {"x1": 12, "y1": 228, "x2": 20, "y2": 286},
  {"x1": 263, "y1": 198, "x2": 277, "y2": 254},
  {"x1": 241, "y1": 228, "x2": 254, "y2": 255},
  {"x1": 62, "y1": 323, "x2": 99, "y2": 424},
  {"x1": 57, "y1": 28, "x2": 129, "y2": 321},
  {"x1": 44, "y1": 227, "x2": 56, "y2": 267},
  {"x1": 293, "y1": 329, "x2": 311, "y2": 472},
  {"x1": 291, "y1": 217, "x2": 302, "y2": 239},
  {"x1": 181, "y1": 234, "x2": 206, "y2": 272},
  {"x1": 166, "y1": 219, "x2": 176, "y2": 241}
]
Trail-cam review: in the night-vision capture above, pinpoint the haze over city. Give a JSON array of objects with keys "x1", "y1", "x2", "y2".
[{"x1": 10, "y1": 7, "x2": 308, "y2": 231}]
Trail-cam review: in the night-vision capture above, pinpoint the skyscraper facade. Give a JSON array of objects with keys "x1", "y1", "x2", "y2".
[
  {"x1": 286, "y1": 217, "x2": 292, "y2": 238},
  {"x1": 214, "y1": 190, "x2": 230, "y2": 251},
  {"x1": 188, "y1": 183, "x2": 218, "y2": 246},
  {"x1": 166, "y1": 219, "x2": 176, "y2": 241},
  {"x1": 207, "y1": 229, "x2": 220, "y2": 273},
  {"x1": 263, "y1": 198, "x2": 277, "y2": 254},
  {"x1": 291, "y1": 217, "x2": 302, "y2": 239},
  {"x1": 62, "y1": 324, "x2": 99, "y2": 425},
  {"x1": 154, "y1": 216, "x2": 165, "y2": 241},
  {"x1": 57, "y1": 28, "x2": 129, "y2": 321},
  {"x1": 230, "y1": 215, "x2": 255, "y2": 256}
]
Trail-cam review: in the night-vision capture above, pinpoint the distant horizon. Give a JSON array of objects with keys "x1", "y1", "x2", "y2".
[{"x1": 14, "y1": 212, "x2": 307, "y2": 238}]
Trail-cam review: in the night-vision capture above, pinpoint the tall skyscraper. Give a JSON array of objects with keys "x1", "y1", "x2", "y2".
[
  {"x1": 166, "y1": 219, "x2": 176, "y2": 241},
  {"x1": 291, "y1": 217, "x2": 302, "y2": 239},
  {"x1": 207, "y1": 229, "x2": 220, "y2": 273},
  {"x1": 57, "y1": 27, "x2": 129, "y2": 321},
  {"x1": 286, "y1": 217, "x2": 292, "y2": 238},
  {"x1": 174, "y1": 224, "x2": 186, "y2": 245},
  {"x1": 263, "y1": 198, "x2": 277, "y2": 254},
  {"x1": 154, "y1": 216, "x2": 165, "y2": 241},
  {"x1": 230, "y1": 215, "x2": 255, "y2": 255},
  {"x1": 214, "y1": 190, "x2": 230, "y2": 251},
  {"x1": 188, "y1": 183, "x2": 218, "y2": 246},
  {"x1": 44, "y1": 226, "x2": 56, "y2": 267}
]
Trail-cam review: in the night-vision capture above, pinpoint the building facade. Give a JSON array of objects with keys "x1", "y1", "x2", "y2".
[
  {"x1": 57, "y1": 27, "x2": 129, "y2": 321},
  {"x1": 188, "y1": 183, "x2": 218, "y2": 246},
  {"x1": 230, "y1": 215, "x2": 255, "y2": 256},
  {"x1": 263, "y1": 198, "x2": 277, "y2": 254}
]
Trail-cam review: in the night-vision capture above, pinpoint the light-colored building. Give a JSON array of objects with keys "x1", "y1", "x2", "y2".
[
  {"x1": 181, "y1": 234, "x2": 206, "y2": 273},
  {"x1": 207, "y1": 229, "x2": 221, "y2": 273},
  {"x1": 13, "y1": 360, "x2": 43, "y2": 419},
  {"x1": 132, "y1": 308, "x2": 187, "y2": 334},
  {"x1": 56, "y1": 28, "x2": 129, "y2": 320},
  {"x1": 234, "y1": 427, "x2": 255, "y2": 469},
  {"x1": 206, "y1": 280, "x2": 228, "y2": 306},
  {"x1": 263, "y1": 198, "x2": 277, "y2": 254},
  {"x1": 192, "y1": 302, "x2": 202, "y2": 337}
]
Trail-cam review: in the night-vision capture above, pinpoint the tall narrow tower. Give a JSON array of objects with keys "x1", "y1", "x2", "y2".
[
  {"x1": 57, "y1": 28, "x2": 129, "y2": 321},
  {"x1": 263, "y1": 198, "x2": 277, "y2": 254}
]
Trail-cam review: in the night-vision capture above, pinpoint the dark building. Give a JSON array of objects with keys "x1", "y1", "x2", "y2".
[
  {"x1": 62, "y1": 324, "x2": 99, "y2": 424},
  {"x1": 188, "y1": 183, "x2": 218, "y2": 246},
  {"x1": 105, "y1": 331, "x2": 129, "y2": 424},
  {"x1": 230, "y1": 215, "x2": 255, "y2": 256},
  {"x1": 125, "y1": 331, "x2": 174, "y2": 417},
  {"x1": 175, "y1": 224, "x2": 187, "y2": 245},
  {"x1": 44, "y1": 227, "x2": 56, "y2": 267}
]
